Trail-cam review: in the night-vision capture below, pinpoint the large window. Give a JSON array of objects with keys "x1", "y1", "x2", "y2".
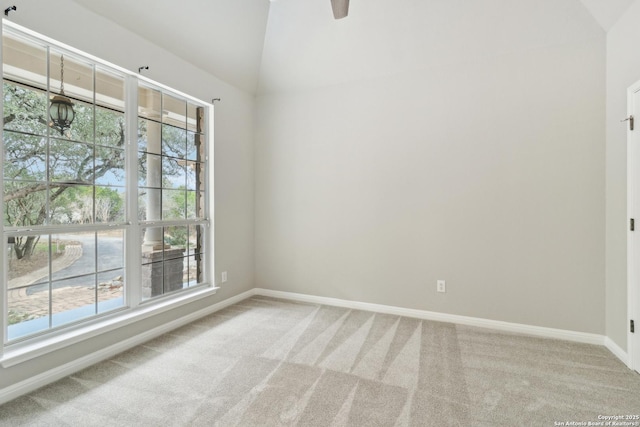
[{"x1": 1, "y1": 23, "x2": 212, "y2": 347}]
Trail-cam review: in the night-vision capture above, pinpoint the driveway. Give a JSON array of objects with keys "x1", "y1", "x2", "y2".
[{"x1": 28, "y1": 233, "x2": 124, "y2": 292}]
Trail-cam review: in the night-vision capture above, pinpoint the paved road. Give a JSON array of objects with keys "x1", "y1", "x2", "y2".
[{"x1": 29, "y1": 233, "x2": 124, "y2": 293}]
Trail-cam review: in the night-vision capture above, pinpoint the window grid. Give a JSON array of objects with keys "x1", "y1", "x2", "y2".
[
  {"x1": 137, "y1": 83, "x2": 207, "y2": 300},
  {"x1": 1, "y1": 24, "x2": 211, "y2": 346}
]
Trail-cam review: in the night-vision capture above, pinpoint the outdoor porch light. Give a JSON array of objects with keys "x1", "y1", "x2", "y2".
[{"x1": 49, "y1": 54, "x2": 75, "y2": 135}]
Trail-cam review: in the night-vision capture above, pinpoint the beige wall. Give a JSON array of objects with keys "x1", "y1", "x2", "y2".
[
  {"x1": 255, "y1": 0, "x2": 607, "y2": 333},
  {"x1": 606, "y1": 0, "x2": 640, "y2": 352},
  {"x1": 0, "y1": 0, "x2": 255, "y2": 389}
]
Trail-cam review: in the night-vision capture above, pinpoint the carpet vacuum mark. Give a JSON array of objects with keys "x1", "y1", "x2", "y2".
[{"x1": 1, "y1": 296, "x2": 639, "y2": 426}]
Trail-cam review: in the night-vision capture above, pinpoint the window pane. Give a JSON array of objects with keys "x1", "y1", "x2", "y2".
[
  {"x1": 162, "y1": 156, "x2": 186, "y2": 189},
  {"x1": 49, "y1": 51, "x2": 93, "y2": 104},
  {"x1": 186, "y1": 191, "x2": 205, "y2": 220},
  {"x1": 187, "y1": 254, "x2": 200, "y2": 286},
  {"x1": 97, "y1": 269, "x2": 124, "y2": 312},
  {"x1": 141, "y1": 261, "x2": 163, "y2": 300},
  {"x1": 7, "y1": 283, "x2": 50, "y2": 340},
  {"x1": 49, "y1": 184, "x2": 93, "y2": 224},
  {"x1": 7, "y1": 234, "x2": 50, "y2": 284},
  {"x1": 138, "y1": 187, "x2": 161, "y2": 221},
  {"x1": 3, "y1": 132, "x2": 47, "y2": 181},
  {"x1": 48, "y1": 51, "x2": 94, "y2": 141},
  {"x1": 64, "y1": 100, "x2": 94, "y2": 142},
  {"x1": 164, "y1": 226, "x2": 188, "y2": 259},
  {"x1": 162, "y1": 93, "x2": 186, "y2": 128},
  {"x1": 162, "y1": 188, "x2": 186, "y2": 220},
  {"x1": 185, "y1": 161, "x2": 198, "y2": 191},
  {"x1": 4, "y1": 182, "x2": 47, "y2": 227},
  {"x1": 97, "y1": 229, "x2": 124, "y2": 271},
  {"x1": 138, "y1": 85, "x2": 161, "y2": 121},
  {"x1": 186, "y1": 103, "x2": 202, "y2": 133},
  {"x1": 138, "y1": 118, "x2": 161, "y2": 154},
  {"x1": 137, "y1": 151, "x2": 146, "y2": 187},
  {"x1": 49, "y1": 139, "x2": 93, "y2": 184},
  {"x1": 3, "y1": 83, "x2": 49, "y2": 136},
  {"x1": 187, "y1": 226, "x2": 204, "y2": 286},
  {"x1": 186, "y1": 191, "x2": 198, "y2": 219},
  {"x1": 95, "y1": 147, "x2": 125, "y2": 187},
  {"x1": 141, "y1": 225, "x2": 164, "y2": 298},
  {"x1": 3, "y1": 31, "x2": 47, "y2": 89},
  {"x1": 6, "y1": 232, "x2": 51, "y2": 339},
  {"x1": 163, "y1": 260, "x2": 185, "y2": 294},
  {"x1": 51, "y1": 275, "x2": 96, "y2": 327},
  {"x1": 95, "y1": 187, "x2": 125, "y2": 223},
  {"x1": 137, "y1": 191, "x2": 147, "y2": 222},
  {"x1": 96, "y1": 67, "x2": 124, "y2": 113},
  {"x1": 95, "y1": 107, "x2": 125, "y2": 147},
  {"x1": 162, "y1": 124, "x2": 186, "y2": 159},
  {"x1": 141, "y1": 227, "x2": 164, "y2": 253},
  {"x1": 50, "y1": 231, "x2": 95, "y2": 281},
  {"x1": 186, "y1": 131, "x2": 201, "y2": 161},
  {"x1": 189, "y1": 225, "x2": 204, "y2": 256},
  {"x1": 138, "y1": 153, "x2": 162, "y2": 188}
]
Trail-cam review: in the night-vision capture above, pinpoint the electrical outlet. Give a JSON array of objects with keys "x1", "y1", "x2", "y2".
[
  {"x1": 221, "y1": 271, "x2": 228, "y2": 283},
  {"x1": 437, "y1": 280, "x2": 446, "y2": 293}
]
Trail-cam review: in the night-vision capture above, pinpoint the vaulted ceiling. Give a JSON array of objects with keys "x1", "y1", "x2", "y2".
[
  {"x1": 71, "y1": 0, "x2": 634, "y2": 95},
  {"x1": 71, "y1": 0, "x2": 271, "y2": 94}
]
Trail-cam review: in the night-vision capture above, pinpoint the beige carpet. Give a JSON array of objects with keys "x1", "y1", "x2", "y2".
[{"x1": 1, "y1": 296, "x2": 639, "y2": 426}]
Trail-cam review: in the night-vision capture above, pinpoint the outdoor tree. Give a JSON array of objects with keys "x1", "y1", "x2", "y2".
[
  {"x1": 4, "y1": 81, "x2": 190, "y2": 260},
  {"x1": 96, "y1": 197, "x2": 113, "y2": 223},
  {"x1": 162, "y1": 188, "x2": 197, "y2": 248},
  {"x1": 3, "y1": 81, "x2": 125, "y2": 259}
]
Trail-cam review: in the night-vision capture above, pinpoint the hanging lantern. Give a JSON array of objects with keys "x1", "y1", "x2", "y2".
[{"x1": 49, "y1": 55, "x2": 75, "y2": 135}]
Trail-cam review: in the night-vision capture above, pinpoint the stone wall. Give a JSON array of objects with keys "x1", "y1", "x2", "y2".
[{"x1": 141, "y1": 248, "x2": 185, "y2": 298}]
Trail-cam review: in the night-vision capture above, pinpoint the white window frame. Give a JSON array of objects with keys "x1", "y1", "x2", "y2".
[{"x1": 0, "y1": 20, "x2": 216, "y2": 367}]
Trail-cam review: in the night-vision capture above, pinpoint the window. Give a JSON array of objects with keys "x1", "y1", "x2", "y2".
[
  {"x1": 137, "y1": 85, "x2": 207, "y2": 299},
  {"x1": 1, "y1": 23, "x2": 212, "y2": 348}
]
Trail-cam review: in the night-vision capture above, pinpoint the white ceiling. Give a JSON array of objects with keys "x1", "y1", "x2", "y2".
[
  {"x1": 70, "y1": 0, "x2": 271, "y2": 94},
  {"x1": 579, "y1": 0, "x2": 634, "y2": 31},
  {"x1": 70, "y1": 0, "x2": 634, "y2": 95}
]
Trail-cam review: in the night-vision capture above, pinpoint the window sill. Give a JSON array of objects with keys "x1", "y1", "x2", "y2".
[{"x1": 1, "y1": 286, "x2": 219, "y2": 368}]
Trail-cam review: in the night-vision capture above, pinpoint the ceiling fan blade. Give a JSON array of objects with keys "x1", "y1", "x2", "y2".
[{"x1": 331, "y1": 0, "x2": 349, "y2": 19}]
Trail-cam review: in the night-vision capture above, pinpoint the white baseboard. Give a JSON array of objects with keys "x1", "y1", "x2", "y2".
[
  {"x1": 0, "y1": 287, "x2": 631, "y2": 406},
  {"x1": 0, "y1": 288, "x2": 256, "y2": 406},
  {"x1": 604, "y1": 336, "x2": 628, "y2": 366},
  {"x1": 254, "y1": 288, "x2": 606, "y2": 346}
]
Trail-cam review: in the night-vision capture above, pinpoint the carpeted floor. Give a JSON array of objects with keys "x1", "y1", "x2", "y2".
[{"x1": 1, "y1": 296, "x2": 639, "y2": 426}]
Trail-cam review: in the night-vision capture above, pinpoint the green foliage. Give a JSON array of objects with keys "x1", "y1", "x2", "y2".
[
  {"x1": 4, "y1": 81, "x2": 203, "y2": 260},
  {"x1": 3, "y1": 81, "x2": 126, "y2": 258},
  {"x1": 3, "y1": 82, "x2": 49, "y2": 136},
  {"x1": 167, "y1": 187, "x2": 197, "y2": 219},
  {"x1": 50, "y1": 185, "x2": 124, "y2": 224},
  {"x1": 164, "y1": 226, "x2": 187, "y2": 247},
  {"x1": 7, "y1": 309, "x2": 36, "y2": 325}
]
